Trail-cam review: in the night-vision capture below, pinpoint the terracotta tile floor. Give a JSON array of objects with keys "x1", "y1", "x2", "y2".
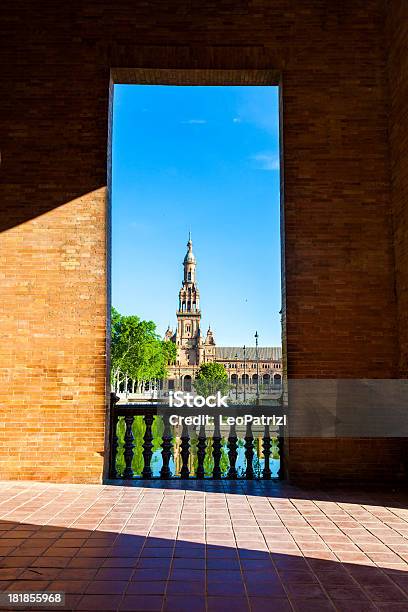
[{"x1": 1, "y1": 480, "x2": 408, "y2": 611}]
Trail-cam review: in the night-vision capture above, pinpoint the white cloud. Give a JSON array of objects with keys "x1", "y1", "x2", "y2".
[
  {"x1": 232, "y1": 117, "x2": 242, "y2": 123},
  {"x1": 251, "y1": 152, "x2": 280, "y2": 171},
  {"x1": 181, "y1": 119, "x2": 207, "y2": 125},
  {"x1": 236, "y1": 89, "x2": 279, "y2": 134}
]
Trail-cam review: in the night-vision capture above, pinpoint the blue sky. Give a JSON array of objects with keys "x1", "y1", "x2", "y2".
[{"x1": 112, "y1": 85, "x2": 281, "y2": 346}]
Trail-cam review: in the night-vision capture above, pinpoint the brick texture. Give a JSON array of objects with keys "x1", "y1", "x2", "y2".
[
  {"x1": 388, "y1": 0, "x2": 408, "y2": 377},
  {"x1": 0, "y1": 0, "x2": 407, "y2": 483}
]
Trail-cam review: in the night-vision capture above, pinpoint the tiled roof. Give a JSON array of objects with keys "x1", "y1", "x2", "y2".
[{"x1": 215, "y1": 347, "x2": 282, "y2": 361}]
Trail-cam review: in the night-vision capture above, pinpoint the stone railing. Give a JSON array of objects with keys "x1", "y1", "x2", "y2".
[{"x1": 108, "y1": 394, "x2": 284, "y2": 480}]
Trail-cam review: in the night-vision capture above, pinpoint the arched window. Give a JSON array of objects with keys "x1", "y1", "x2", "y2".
[
  {"x1": 274, "y1": 374, "x2": 282, "y2": 388},
  {"x1": 231, "y1": 374, "x2": 238, "y2": 385},
  {"x1": 242, "y1": 374, "x2": 249, "y2": 385},
  {"x1": 252, "y1": 374, "x2": 258, "y2": 385},
  {"x1": 263, "y1": 374, "x2": 270, "y2": 385},
  {"x1": 183, "y1": 375, "x2": 192, "y2": 392},
  {"x1": 168, "y1": 379, "x2": 175, "y2": 390},
  {"x1": 188, "y1": 271, "x2": 191, "y2": 281}
]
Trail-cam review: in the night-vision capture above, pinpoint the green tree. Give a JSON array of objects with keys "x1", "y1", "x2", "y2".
[
  {"x1": 194, "y1": 362, "x2": 230, "y2": 397},
  {"x1": 111, "y1": 307, "x2": 176, "y2": 393},
  {"x1": 161, "y1": 339, "x2": 177, "y2": 374}
]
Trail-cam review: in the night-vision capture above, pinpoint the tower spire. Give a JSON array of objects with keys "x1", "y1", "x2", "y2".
[
  {"x1": 183, "y1": 232, "x2": 196, "y2": 284},
  {"x1": 176, "y1": 236, "x2": 201, "y2": 367}
]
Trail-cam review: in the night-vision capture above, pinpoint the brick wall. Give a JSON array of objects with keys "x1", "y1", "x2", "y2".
[
  {"x1": 1, "y1": 8, "x2": 110, "y2": 482},
  {"x1": 0, "y1": 0, "x2": 406, "y2": 483},
  {"x1": 388, "y1": 0, "x2": 408, "y2": 377},
  {"x1": 0, "y1": 192, "x2": 108, "y2": 482}
]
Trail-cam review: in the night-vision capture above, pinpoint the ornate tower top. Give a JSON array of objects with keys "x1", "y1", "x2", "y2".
[
  {"x1": 164, "y1": 325, "x2": 173, "y2": 341},
  {"x1": 183, "y1": 232, "x2": 196, "y2": 281},
  {"x1": 205, "y1": 325, "x2": 215, "y2": 345},
  {"x1": 176, "y1": 234, "x2": 201, "y2": 366},
  {"x1": 179, "y1": 233, "x2": 199, "y2": 311}
]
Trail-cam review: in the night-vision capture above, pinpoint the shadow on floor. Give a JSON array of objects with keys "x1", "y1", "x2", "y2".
[{"x1": 0, "y1": 514, "x2": 407, "y2": 611}]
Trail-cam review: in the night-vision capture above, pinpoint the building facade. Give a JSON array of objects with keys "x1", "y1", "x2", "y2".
[{"x1": 164, "y1": 236, "x2": 282, "y2": 395}]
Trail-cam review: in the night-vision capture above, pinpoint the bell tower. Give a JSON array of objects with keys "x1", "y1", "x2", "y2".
[{"x1": 176, "y1": 233, "x2": 201, "y2": 366}]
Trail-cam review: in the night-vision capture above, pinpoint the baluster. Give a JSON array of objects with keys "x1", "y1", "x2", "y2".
[
  {"x1": 123, "y1": 414, "x2": 135, "y2": 479},
  {"x1": 110, "y1": 415, "x2": 119, "y2": 479},
  {"x1": 109, "y1": 393, "x2": 120, "y2": 479},
  {"x1": 212, "y1": 416, "x2": 222, "y2": 479},
  {"x1": 244, "y1": 420, "x2": 254, "y2": 479},
  {"x1": 196, "y1": 423, "x2": 206, "y2": 479},
  {"x1": 277, "y1": 432, "x2": 284, "y2": 480},
  {"x1": 180, "y1": 421, "x2": 190, "y2": 479},
  {"x1": 227, "y1": 422, "x2": 238, "y2": 479},
  {"x1": 160, "y1": 414, "x2": 172, "y2": 479},
  {"x1": 262, "y1": 424, "x2": 272, "y2": 479},
  {"x1": 142, "y1": 413, "x2": 154, "y2": 479}
]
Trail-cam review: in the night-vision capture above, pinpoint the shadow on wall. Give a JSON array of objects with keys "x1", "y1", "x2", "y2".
[
  {"x1": 1, "y1": 185, "x2": 108, "y2": 235},
  {"x1": 2, "y1": 28, "x2": 109, "y2": 234}
]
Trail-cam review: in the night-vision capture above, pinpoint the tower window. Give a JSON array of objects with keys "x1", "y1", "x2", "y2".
[{"x1": 188, "y1": 272, "x2": 191, "y2": 281}]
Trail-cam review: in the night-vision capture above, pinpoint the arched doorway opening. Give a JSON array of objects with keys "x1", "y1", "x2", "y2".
[{"x1": 183, "y1": 375, "x2": 192, "y2": 392}]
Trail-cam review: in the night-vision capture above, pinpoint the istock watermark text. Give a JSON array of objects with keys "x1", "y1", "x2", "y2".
[{"x1": 169, "y1": 391, "x2": 229, "y2": 408}]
